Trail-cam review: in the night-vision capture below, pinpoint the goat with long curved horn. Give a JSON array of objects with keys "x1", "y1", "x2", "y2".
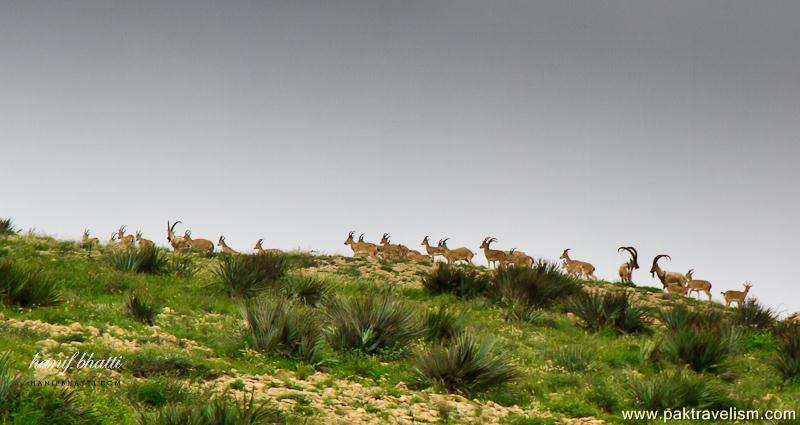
[
  {"x1": 617, "y1": 246, "x2": 639, "y2": 283},
  {"x1": 167, "y1": 220, "x2": 188, "y2": 251},
  {"x1": 650, "y1": 254, "x2": 687, "y2": 289}
]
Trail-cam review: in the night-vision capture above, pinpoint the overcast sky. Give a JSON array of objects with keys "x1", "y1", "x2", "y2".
[{"x1": 2, "y1": 1, "x2": 798, "y2": 313}]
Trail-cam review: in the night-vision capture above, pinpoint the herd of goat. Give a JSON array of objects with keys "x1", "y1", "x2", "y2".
[{"x1": 79, "y1": 222, "x2": 754, "y2": 308}]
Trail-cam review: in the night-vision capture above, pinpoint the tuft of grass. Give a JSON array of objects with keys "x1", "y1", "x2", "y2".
[
  {"x1": 126, "y1": 290, "x2": 159, "y2": 326},
  {"x1": 661, "y1": 326, "x2": 741, "y2": 373},
  {"x1": 167, "y1": 255, "x2": 197, "y2": 279},
  {"x1": 423, "y1": 305, "x2": 464, "y2": 341},
  {"x1": 629, "y1": 368, "x2": 732, "y2": 411},
  {"x1": 327, "y1": 292, "x2": 421, "y2": 355},
  {"x1": 13, "y1": 387, "x2": 98, "y2": 425},
  {"x1": 0, "y1": 218, "x2": 17, "y2": 236},
  {"x1": 283, "y1": 275, "x2": 330, "y2": 307},
  {"x1": 127, "y1": 379, "x2": 189, "y2": 407},
  {"x1": 0, "y1": 259, "x2": 62, "y2": 307},
  {"x1": 138, "y1": 391, "x2": 285, "y2": 425},
  {"x1": 0, "y1": 352, "x2": 24, "y2": 413},
  {"x1": 107, "y1": 246, "x2": 167, "y2": 274},
  {"x1": 242, "y1": 297, "x2": 324, "y2": 363},
  {"x1": 214, "y1": 254, "x2": 289, "y2": 298},
  {"x1": 413, "y1": 331, "x2": 519, "y2": 395},
  {"x1": 490, "y1": 261, "x2": 581, "y2": 308},
  {"x1": 567, "y1": 290, "x2": 650, "y2": 334},
  {"x1": 421, "y1": 263, "x2": 490, "y2": 298},
  {"x1": 733, "y1": 298, "x2": 777, "y2": 330},
  {"x1": 772, "y1": 323, "x2": 800, "y2": 382},
  {"x1": 129, "y1": 351, "x2": 195, "y2": 378},
  {"x1": 548, "y1": 345, "x2": 594, "y2": 372}
]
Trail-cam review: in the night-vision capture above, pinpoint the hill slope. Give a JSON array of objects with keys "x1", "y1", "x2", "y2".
[{"x1": 0, "y1": 231, "x2": 798, "y2": 424}]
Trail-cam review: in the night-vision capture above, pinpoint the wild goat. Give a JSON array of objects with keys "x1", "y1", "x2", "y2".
[
  {"x1": 167, "y1": 221, "x2": 188, "y2": 251},
  {"x1": 405, "y1": 249, "x2": 432, "y2": 262},
  {"x1": 108, "y1": 232, "x2": 118, "y2": 246},
  {"x1": 479, "y1": 237, "x2": 507, "y2": 268},
  {"x1": 344, "y1": 231, "x2": 378, "y2": 259},
  {"x1": 217, "y1": 236, "x2": 239, "y2": 254},
  {"x1": 253, "y1": 238, "x2": 283, "y2": 255},
  {"x1": 721, "y1": 282, "x2": 752, "y2": 307},
  {"x1": 421, "y1": 236, "x2": 444, "y2": 262},
  {"x1": 665, "y1": 282, "x2": 690, "y2": 296},
  {"x1": 439, "y1": 238, "x2": 475, "y2": 264},
  {"x1": 503, "y1": 248, "x2": 534, "y2": 268},
  {"x1": 685, "y1": 269, "x2": 712, "y2": 302},
  {"x1": 117, "y1": 225, "x2": 135, "y2": 247},
  {"x1": 135, "y1": 231, "x2": 154, "y2": 250},
  {"x1": 81, "y1": 229, "x2": 99, "y2": 247},
  {"x1": 183, "y1": 230, "x2": 214, "y2": 254},
  {"x1": 650, "y1": 254, "x2": 687, "y2": 289},
  {"x1": 560, "y1": 249, "x2": 596, "y2": 279},
  {"x1": 617, "y1": 246, "x2": 639, "y2": 283}
]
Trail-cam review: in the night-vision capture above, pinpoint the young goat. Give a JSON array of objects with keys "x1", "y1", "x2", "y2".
[
  {"x1": 217, "y1": 236, "x2": 239, "y2": 255},
  {"x1": 480, "y1": 237, "x2": 507, "y2": 268},
  {"x1": 439, "y1": 238, "x2": 475, "y2": 264},
  {"x1": 253, "y1": 238, "x2": 283, "y2": 255},
  {"x1": 135, "y1": 231, "x2": 154, "y2": 250},
  {"x1": 82, "y1": 229, "x2": 99, "y2": 248},
  {"x1": 421, "y1": 236, "x2": 444, "y2": 262},
  {"x1": 685, "y1": 269, "x2": 712, "y2": 302},
  {"x1": 721, "y1": 282, "x2": 752, "y2": 307},
  {"x1": 183, "y1": 230, "x2": 214, "y2": 254},
  {"x1": 344, "y1": 231, "x2": 378, "y2": 259},
  {"x1": 560, "y1": 249, "x2": 596, "y2": 279},
  {"x1": 117, "y1": 225, "x2": 135, "y2": 247}
]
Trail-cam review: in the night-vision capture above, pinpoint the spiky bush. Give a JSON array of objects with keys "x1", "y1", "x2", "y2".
[
  {"x1": 548, "y1": 345, "x2": 594, "y2": 372},
  {"x1": 327, "y1": 292, "x2": 421, "y2": 354},
  {"x1": 421, "y1": 263, "x2": 489, "y2": 298},
  {"x1": 657, "y1": 305, "x2": 701, "y2": 331},
  {"x1": 0, "y1": 259, "x2": 62, "y2": 307},
  {"x1": 772, "y1": 323, "x2": 800, "y2": 381},
  {"x1": 107, "y1": 246, "x2": 167, "y2": 274},
  {"x1": 490, "y1": 261, "x2": 581, "y2": 308},
  {"x1": 629, "y1": 369, "x2": 732, "y2": 411},
  {"x1": 126, "y1": 290, "x2": 159, "y2": 326},
  {"x1": 733, "y1": 298, "x2": 777, "y2": 330},
  {"x1": 567, "y1": 290, "x2": 650, "y2": 334},
  {"x1": 424, "y1": 306, "x2": 464, "y2": 341},
  {"x1": 283, "y1": 275, "x2": 329, "y2": 307},
  {"x1": 0, "y1": 218, "x2": 17, "y2": 236},
  {"x1": 242, "y1": 297, "x2": 324, "y2": 363},
  {"x1": 0, "y1": 352, "x2": 24, "y2": 417},
  {"x1": 13, "y1": 387, "x2": 97, "y2": 424},
  {"x1": 214, "y1": 254, "x2": 289, "y2": 298},
  {"x1": 413, "y1": 332, "x2": 519, "y2": 395},
  {"x1": 662, "y1": 326, "x2": 741, "y2": 373},
  {"x1": 167, "y1": 255, "x2": 197, "y2": 279},
  {"x1": 138, "y1": 391, "x2": 285, "y2": 425}
]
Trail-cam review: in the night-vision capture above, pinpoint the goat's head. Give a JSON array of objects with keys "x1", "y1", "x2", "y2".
[
  {"x1": 254, "y1": 238, "x2": 264, "y2": 250},
  {"x1": 560, "y1": 249, "x2": 571, "y2": 261},
  {"x1": 650, "y1": 254, "x2": 671, "y2": 277},
  {"x1": 167, "y1": 220, "x2": 182, "y2": 242},
  {"x1": 618, "y1": 246, "x2": 639, "y2": 269},
  {"x1": 344, "y1": 231, "x2": 355, "y2": 245}
]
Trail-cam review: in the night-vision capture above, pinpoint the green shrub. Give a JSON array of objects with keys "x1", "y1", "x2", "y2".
[
  {"x1": 413, "y1": 332, "x2": 519, "y2": 395},
  {"x1": 662, "y1": 326, "x2": 740, "y2": 373},
  {"x1": 214, "y1": 254, "x2": 289, "y2": 297},
  {"x1": 548, "y1": 345, "x2": 594, "y2": 372},
  {"x1": 128, "y1": 379, "x2": 189, "y2": 407},
  {"x1": 13, "y1": 387, "x2": 98, "y2": 425},
  {"x1": 138, "y1": 391, "x2": 285, "y2": 425},
  {"x1": 129, "y1": 351, "x2": 195, "y2": 377},
  {"x1": 567, "y1": 290, "x2": 650, "y2": 334},
  {"x1": 733, "y1": 298, "x2": 777, "y2": 330},
  {"x1": 242, "y1": 297, "x2": 324, "y2": 363},
  {"x1": 327, "y1": 292, "x2": 421, "y2": 355},
  {"x1": 629, "y1": 368, "x2": 732, "y2": 411},
  {"x1": 772, "y1": 323, "x2": 800, "y2": 382},
  {"x1": 490, "y1": 262, "x2": 581, "y2": 308},
  {"x1": 167, "y1": 255, "x2": 197, "y2": 279},
  {"x1": 0, "y1": 218, "x2": 17, "y2": 236},
  {"x1": 107, "y1": 246, "x2": 167, "y2": 274},
  {"x1": 424, "y1": 306, "x2": 464, "y2": 341},
  {"x1": 126, "y1": 290, "x2": 159, "y2": 326},
  {"x1": 421, "y1": 263, "x2": 489, "y2": 298},
  {"x1": 0, "y1": 352, "x2": 24, "y2": 416},
  {"x1": 0, "y1": 259, "x2": 62, "y2": 307},
  {"x1": 283, "y1": 275, "x2": 329, "y2": 307}
]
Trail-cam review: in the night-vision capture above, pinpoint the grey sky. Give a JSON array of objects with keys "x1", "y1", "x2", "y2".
[{"x1": 2, "y1": 1, "x2": 798, "y2": 313}]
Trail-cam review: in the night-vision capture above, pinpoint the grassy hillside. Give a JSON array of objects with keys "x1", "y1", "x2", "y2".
[{"x1": 0, "y1": 226, "x2": 798, "y2": 424}]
